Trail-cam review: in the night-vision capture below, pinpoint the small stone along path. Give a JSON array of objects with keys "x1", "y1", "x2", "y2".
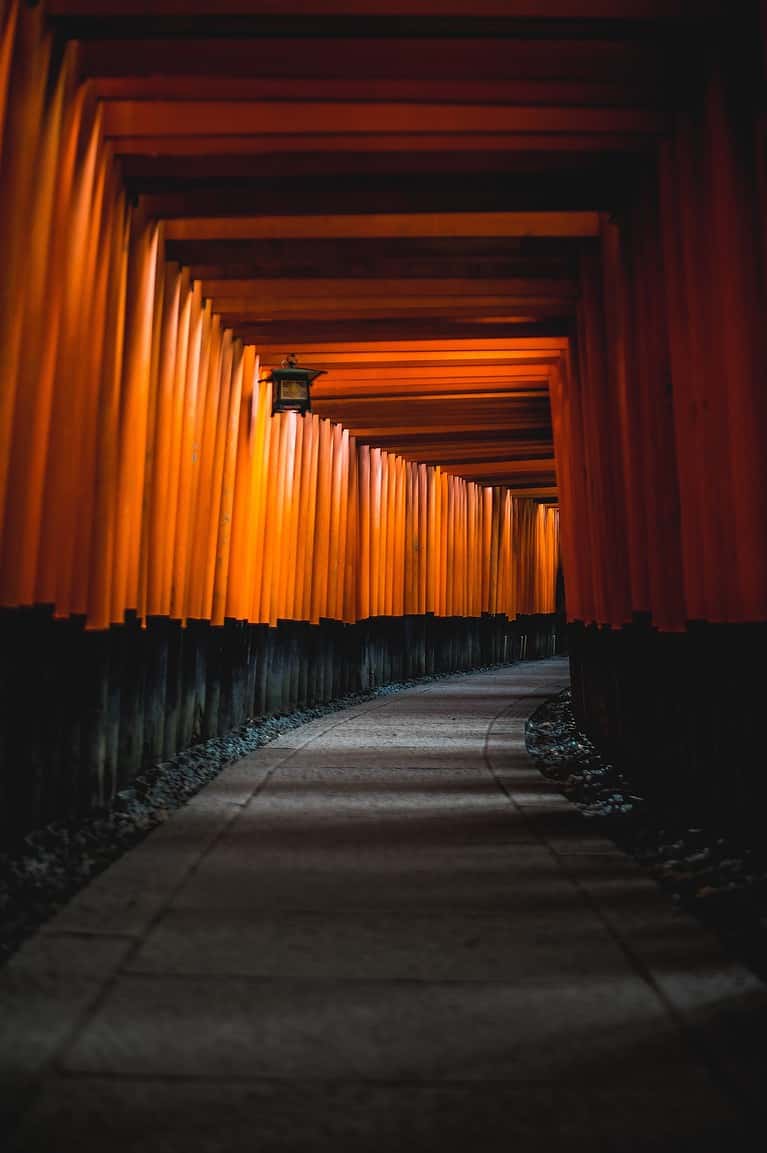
[{"x1": 1, "y1": 658, "x2": 765, "y2": 1151}]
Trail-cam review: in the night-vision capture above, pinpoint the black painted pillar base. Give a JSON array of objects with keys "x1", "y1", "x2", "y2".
[
  {"x1": 568, "y1": 618, "x2": 767, "y2": 832},
  {"x1": 0, "y1": 608, "x2": 563, "y2": 842}
]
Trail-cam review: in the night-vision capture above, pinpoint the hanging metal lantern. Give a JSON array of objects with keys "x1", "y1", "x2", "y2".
[{"x1": 268, "y1": 353, "x2": 326, "y2": 415}]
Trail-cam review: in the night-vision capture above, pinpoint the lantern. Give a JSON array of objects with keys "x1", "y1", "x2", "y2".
[{"x1": 269, "y1": 353, "x2": 326, "y2": 415}]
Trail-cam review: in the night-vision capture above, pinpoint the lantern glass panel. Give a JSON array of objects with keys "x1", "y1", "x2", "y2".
[{"x1": 279, "y1": 379, "x2": 309, "y2": 403}]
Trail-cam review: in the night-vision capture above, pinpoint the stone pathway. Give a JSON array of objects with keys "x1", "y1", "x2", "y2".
[{"x1": 2, "y1": 658, "x2": 765, "y2": 1151}]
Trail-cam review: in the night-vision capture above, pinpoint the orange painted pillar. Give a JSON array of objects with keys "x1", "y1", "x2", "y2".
[
  {"x1": 265, "y1": 411, "x2": 289, "y2": 625},
  {"x1": 425, "y1": 466, "x2": 437, "y2": 614},
  {"x1": 357, "y1": 443, "x2": 371, "y2": 621},
  {"x1": 183, "y1": 302, "x2": 214, "y2": 616},
  {"x1": 383, "y1": 454, "x2": 396, "y2": 618},
  {"x1": 394, "y1": 457, "x2": 406, "y2": 617},
  {"x1": 257, "y1": 403, "x2": 281, "y2": 626},
  {"x1": 160, "y1": 270, "x2": 193, "y2": 617},
  {"x1": 68, "y1": 137, "x2": 110, "y2": 619},
  {"x1": 293, "y1": 413, "x2": 314, "y2": 622},
  {"x1": 0, "y1": 47, "x2": 78, "y2": 610},
  {"x1": 487, "y1": 489, "x2": 499, "y2": 616},
  {"x1": 87, "y1": 183, "x2": 131, "y2": 629},
  {"x1": 171, "y1": 281, "x2": 206, "y2": 621},
  {"x1": 32, "y1": 104, "x2": 97, "y2": 614},
  {"x1": 301, "y1": 413, "x2": 321, "y2": 623},
  {"x1": 334, "y1": 427, "x2": 351, "y2": 622},
  {"x1": 369, "y1": 448, "x2": 382, "y2": 618},
  {"x1": 203, "y1": 330, "x2": 235, "y2": 622},
  {"x1": 329, "y1": 422, "x2": 345, "y2": 621},
  {"x1": 447, "y1": 476, "x2": 457, "y2": 616},
  {"x1": 416, "y1": 464, "x2": 427, "y2": 616},
  {"x1": 311, "y1": 418, "x2": 333, "y2": 624},
  {"x1": 144, "y1": 267, "x2": 181, "y2": 616},
  {"x1": 211, "y1": 341, "x2": 244, "y2": 626},
  {"x1": 225, "y1": 343, "x2": 258, "y2": 623},
  {"x1": 0, "y1": 2, "x2": 20, "y2": 161},
  {"x1": 548, "y1": 358, "x2": 583, "y2": 622},
  {"x1": 0, "y1": 1, "x2": 50, "y2": 560},
  {"x1": 403, "y1": 462, "x2": 415, "y2": 615},
  {"x1": 438, "y1": 471, "x2": 448, "y2": 617},
  {"x1": 186, "y1": 313, "x2": 221, "y2": 622},
  {"x1": 576, "y1": 242, "x2": 632, "y2": 627},
  {"x1": 343, "y1": 433, "x2": 358, "y2": 623},
  {"x1": 288, "y1": 413, "x2": 305, "y2": 621},
  {"x1": 274, "y1": 411, "x2": 298, "y2": 623}
]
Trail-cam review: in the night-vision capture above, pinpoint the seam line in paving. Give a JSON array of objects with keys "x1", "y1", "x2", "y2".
[
  {"x1": 101, "y1": 971, "x2": 623, "y2": 987},
  {"x1": 47, "y1": 677, "x2": 445, "y2": 1080},
  {"x1": 41, "y1": 929, "x2": 138, "y2": 941},
  {"x1": 46, "y1": 1069, "x2": 587, "y2": 1088},
  {"x1": 483, "y1": 688, "x2": 762, "y2": 1124}
]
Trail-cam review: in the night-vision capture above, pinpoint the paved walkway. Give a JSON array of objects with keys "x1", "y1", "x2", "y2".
[{"x1": 2, "y1": 658, "x2": 765, "y2": 1151}]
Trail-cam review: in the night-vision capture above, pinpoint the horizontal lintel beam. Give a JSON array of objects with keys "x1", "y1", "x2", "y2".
[
  {"x1": 200, "y1": 277, "x2": 577, "y2": 299},
  {"x1": 114, "y1": 132, "x2": 651, "y2": 156},
  {"x1": 46, "y1": 2, "x2": 690, "y2": 18},
  {"x1": 103, "y1": 100, "x2": 662, "y2": 138}
]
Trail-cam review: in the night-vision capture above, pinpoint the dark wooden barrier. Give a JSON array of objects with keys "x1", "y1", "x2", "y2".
[
  {"x1": 569, "y1": 619, "x2": 767, "y2": 831},
  {"x1": 0, "y1": 607, "x2": 563, "y2": 843}
]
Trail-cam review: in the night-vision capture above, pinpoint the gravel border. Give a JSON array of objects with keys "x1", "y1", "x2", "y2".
[
  {"x1": 0, "y1": 663, "x2": 509, "y2": 968},
  {"x1": 525, "y1": 688, "x2": 767, "y2": 981}
]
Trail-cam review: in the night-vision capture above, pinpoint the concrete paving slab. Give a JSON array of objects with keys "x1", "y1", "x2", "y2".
[
  {"x1": 559, "y1": 851, "x2": 767, "y2": 1114},
  {"x1": 272, "y1": 746, "x2": 487, "y2": 774},
  {"x1": 260, "y1": 771, "x2": 502, "y2": 795},
  {"x1": 200, "y1": 812, "x2": 537, "y2": 851},
  {"x1": 127, "y1": 905, "x2": 627, "y2": 983},
  {"x1": 0, "y1": 933, "x2": 131, "y2": 1129},
  {"x1": 228, "y1": 784, "x2": 538, "y2": 848},
  {"x1": 60, "y1": 971, "x2": 701, "y2": 1087},
  {"x1": 201, "y1": 752, "x2": 288, "y2": 805},
  {"x1": 264, "y1": 706, "x2": 404, "y2": 749},
  {"x1": 514, "y1": 807, "x2": 627, "y2": 854},
  {"x1": 290, "y1": 730, "x2": 492, "y2": 751},
  {"x1": 252, "y1": 780, "x2": 515, "y2": 813},
  {"x1": 169, "y1": 842, "x2": 572, "y2": 911},
  {"x1": 42, "y1": 792, "x2": 241, "y2": 937}
]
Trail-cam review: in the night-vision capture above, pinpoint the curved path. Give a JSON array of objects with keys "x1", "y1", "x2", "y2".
[{"x1": 2, "y1": 658, "x2": 764, "y2": 1150}]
